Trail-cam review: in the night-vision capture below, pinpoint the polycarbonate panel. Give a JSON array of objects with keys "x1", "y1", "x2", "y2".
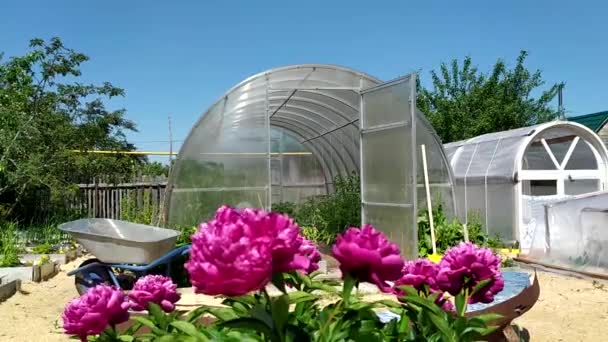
[
  {"x1": 463, "y1": 184, "x2": 487, "y2": 228},
  {"x1": 168, "y1": 189, "x2": 270, "y2": 226},
  {"x1": 280, "y1": 186, "x2": 326, "y2": 204},
  {"x1": 363, "y1": 205, "x2": 415, "y2": 258},
  {"x1": 415, "y1": 114, "x2": 456, "y2": 219},
  {"x1": 361, "y1": 76, "x2": 417, "y2": 258},
  {"x1": 460, "y1": 140, "x2": 500, "y2": 180},
  {"x1": 362, "y1": 78, "x2": 412, "y2": 129},
  {"x1": 520, "y1": 194, "x2": 571, "y2": 253},
  {"x1": 485, "y1": 184, "x2": 515, "y2": 239},
  {"x1": 528, "y1": 192, "x2": 608, "y2": 276},
  {"x1": 565, "y1": 179, "x2": 600, "y2": 195},
  {"x1": 269, "y1": 128, "x2": 327, "y2": 204},
  {"x1": 362, "y1": 128, "x2": 411, "y2": 204},
  {"x1": 545, "y1": 135, "x2": 575, "y2": 166},
  {"x1": 566, "y1": 140, "x2": 598, "y2": 170}
]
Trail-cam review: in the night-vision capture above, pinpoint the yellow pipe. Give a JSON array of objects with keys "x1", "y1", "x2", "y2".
[
  {"x1": 70, "y1": 150, "x2": 176, "y2": 156},
  {"x1": 69, "y1": 150, "x2": 313, "y2": 156},
  {"x1": 199, "y1": 152, "x2": 312, "y2": 156}
]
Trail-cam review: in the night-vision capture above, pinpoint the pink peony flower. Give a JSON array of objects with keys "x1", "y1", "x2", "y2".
[
  {"x1": 295, "y1": 238, "x2": 322, "y2": 274},
  {"x1": 436, "y1": 242, "x2": 504, "y2": 304},
  {"x1": 395, "y1": 259, "x2": 438, "y2": 292},
  {"x1": 332, "y1": 224, "x2": 404, "y2": 292},
  {"x1": 185, "y1": 206, "x2": 273, "y2": 296},
  {"x1": 264, "y1": 211, "x2": 306, "y2": 273},
  {"x1": 62, "y1": 285, "x2": 130, "y2": 341},
  {"x1": 128, "y1": 275, "x2": 181, "y2": 312}
]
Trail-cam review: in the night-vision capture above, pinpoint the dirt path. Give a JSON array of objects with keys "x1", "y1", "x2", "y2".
[
  {"x1": 0, "y1": 259, "x2": 607, "y2": 341},
  {"x1": 514, "y1": 271, "x2": 608, "y2": 341},
  {"x1": 0, "y1": 258, "x2": 84, "y2": 342}
]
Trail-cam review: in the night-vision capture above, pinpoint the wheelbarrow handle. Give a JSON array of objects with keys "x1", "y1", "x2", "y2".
[{"x1": 68, "y1": 261, "x2": 110, "y2": 277}]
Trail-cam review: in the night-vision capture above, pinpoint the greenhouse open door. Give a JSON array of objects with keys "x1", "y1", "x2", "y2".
[{"x1": 360, "y1": 74, "x2": 417, "y2": 259}]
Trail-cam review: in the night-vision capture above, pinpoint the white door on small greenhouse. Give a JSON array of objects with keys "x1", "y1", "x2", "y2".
[{"x1": 360, "y1": 74, "x2": 417, "y2": 258}]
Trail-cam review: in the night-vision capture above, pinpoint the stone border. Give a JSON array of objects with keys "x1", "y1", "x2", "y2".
[
  {"x1": 0, "y1": 262, "x2": 58, "y2": 283},
  {"x1": 19, "y1": 248, "x2": 79, "y2": 266},
  {"x1": 0, "y1": 279, "x2": 20, "y2": 303}
]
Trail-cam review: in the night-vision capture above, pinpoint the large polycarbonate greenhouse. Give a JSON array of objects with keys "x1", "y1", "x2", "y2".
[
  {"x1": 444, "y1": 121, "x2": 608, "y2": 253},
  {"x1": 166, "y1": 64, "x2": 456, "y2": 258}
]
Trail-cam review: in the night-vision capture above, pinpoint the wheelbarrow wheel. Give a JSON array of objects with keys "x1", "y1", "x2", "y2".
[{"x1": 74, "y1": 258, "x2": 112, "y2": 295}]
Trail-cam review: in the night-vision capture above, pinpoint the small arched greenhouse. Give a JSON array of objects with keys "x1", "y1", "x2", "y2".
[
  {"x1": 444, "y1": 121, "x2": 608, "y2": 252},
  {"x1": 166, "y1": 64, "x2": 456, "y2": 258}
]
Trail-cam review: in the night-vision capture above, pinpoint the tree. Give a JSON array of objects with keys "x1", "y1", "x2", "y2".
[
  {"x1": 417, "y1": 51, "x2": 563, "y2": 143},
  {"x1": 0, "y1": 38, "x2": 143, "y2": 221}
]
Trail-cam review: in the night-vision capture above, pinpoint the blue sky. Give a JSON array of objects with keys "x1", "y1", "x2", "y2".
[{"x1": 1, "y1": 1, "x2": 607, "y2": 163}]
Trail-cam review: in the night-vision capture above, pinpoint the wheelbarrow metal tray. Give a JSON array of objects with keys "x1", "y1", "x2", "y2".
[{"x1": 59, "y1": 219, "x2": 179, "y2": 264}]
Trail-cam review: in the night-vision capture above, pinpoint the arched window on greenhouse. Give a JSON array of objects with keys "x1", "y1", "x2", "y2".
[
  {"x1": 166, "y1": 64, "x2": 456, "y2": 258},
  {"x1": 444, "y1": 121, "x2": 608, "y2": 253}
]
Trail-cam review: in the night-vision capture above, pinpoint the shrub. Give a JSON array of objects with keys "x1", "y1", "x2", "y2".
[
  {"x1": 272, "y1": 174, "x2": 361, "y2": 245},
  {"x1": 417, "y1": 204, "x2": 504, "y2": 257}
]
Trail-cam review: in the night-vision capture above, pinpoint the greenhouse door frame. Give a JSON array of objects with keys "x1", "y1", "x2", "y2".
[
  {"x1": 359, "y1": 74, "x2": 418, "y2": 258},
  {"x1": 515, "y1": 136, "x2": 606, "y2": 250}
]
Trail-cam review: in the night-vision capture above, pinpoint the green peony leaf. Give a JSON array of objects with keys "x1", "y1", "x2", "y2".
[
  {"x1": 132, "y1": 317, "x2": 165, "y2": 335},
  {"x1": 471, "y1": 278, "x2": 492, "y2": 296},
  {"x1": 147, "y1": 302, "x2": 167, "y2": 329},
  {"x1": 287, "y1": 291, "x2": 317, "y2": 304},
  {"x1": 455, "y1": 294, "x2": 466, "y2": 316},
  {"x1": 219, "y1": 318, "x2": 278, "y2": 342},
  {"x1": 271, "y1": 294, "x2": 289, "y2": 333},
  {"x1": 472, "y1": 313, "x2": 502, "y2": 323},
  {"x1": 170, "y1": 321, "x2": 208, "y2": 340}
]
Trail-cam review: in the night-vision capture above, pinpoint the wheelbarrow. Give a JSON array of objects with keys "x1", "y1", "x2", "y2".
[{"x1": 59, "y1": 219, "x2": 191, "y2": 295}]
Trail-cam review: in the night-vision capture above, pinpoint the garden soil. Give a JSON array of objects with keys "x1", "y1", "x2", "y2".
[{"x1": 0, "y1": 258, "x2": 607, "y2": 341}]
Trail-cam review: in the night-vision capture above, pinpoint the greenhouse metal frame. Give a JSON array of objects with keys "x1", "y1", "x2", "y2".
[
  {"x1": 166, "y1": 64, "x2": 456, "y2": 258},
  {"x1": 444, "y1": 121, "x2": 608, "y2": 253}
]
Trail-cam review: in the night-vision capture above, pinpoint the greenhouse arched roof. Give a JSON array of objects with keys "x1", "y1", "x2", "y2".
[
  {"x1": 180, "y1": 64, "x2": 382, "y2": 180},
  {"x1": 167, "y1": 64, "x2": 457, "y2": 258},
  {"x1": 444, "y1": 121, "x2": 608, "y2": 183}
]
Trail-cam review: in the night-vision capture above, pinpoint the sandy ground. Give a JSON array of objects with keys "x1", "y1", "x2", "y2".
[{"x1": 0, "y1": 258, "x2": 607, "y2": 341}]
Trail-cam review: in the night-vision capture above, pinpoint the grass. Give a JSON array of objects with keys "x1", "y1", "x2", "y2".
[{"x1": 0, "y1": 222, "x2": 22, "y2": 267}]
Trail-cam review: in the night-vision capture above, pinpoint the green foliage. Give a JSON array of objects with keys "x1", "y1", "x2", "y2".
[
  {"x1": 272, "y1": 174, "x2": 361, "y2": 245},
  {"x1": 417, "y1": 51, "x2": 563, "y2": 143},
  {"x1": 0, "y1": 37, "x2": 144, "y2": 223},
  {"x1": 32, "y1": 242, "x2": 54, "y2": 254},
  {"x1": 0, "y1": 222, "x2": 21, "y2": 267},
  {"x1": 299, "y1": 226, "x2": 335, "y2": 247},
  {"x1": 120, "y1": 191, "x2": 156, "y2": 225},
  {"x1": 417, "y1": 205, "x2": 504, "y2": 257},
  {"x1": 135, "y1": 161, "x2": 170, "y2": 178},
  {"x1": 20, "y1": 221, "x2": 72, "y2": 248},
  {"x1": 174, "y1": 225, "x2": 197, "y2": 247},
  {"x1": 269, "y1": 202, "x2": 298, "y2": 219},
  {"x1": 35, "y1": 254, "x2": 51, "y2": 266}
]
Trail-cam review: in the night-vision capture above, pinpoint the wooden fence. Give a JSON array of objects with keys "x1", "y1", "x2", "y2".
[{"x1": 77, "y1": 181, "x2": 168, "y2": 223}]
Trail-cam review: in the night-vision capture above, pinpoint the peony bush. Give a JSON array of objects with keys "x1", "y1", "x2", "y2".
[{"x1": 62, "y1": 206, "x2": 505, "y2": 341}]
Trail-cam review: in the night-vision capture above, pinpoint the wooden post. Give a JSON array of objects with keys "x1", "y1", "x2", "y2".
[{"x1": 421, "y1": 144, "x2": 437, "y2": 256}]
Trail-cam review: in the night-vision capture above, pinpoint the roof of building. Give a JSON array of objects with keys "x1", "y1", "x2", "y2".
[{"x1": 568, "y1": 111, "x2": 608, "y2": 132}]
